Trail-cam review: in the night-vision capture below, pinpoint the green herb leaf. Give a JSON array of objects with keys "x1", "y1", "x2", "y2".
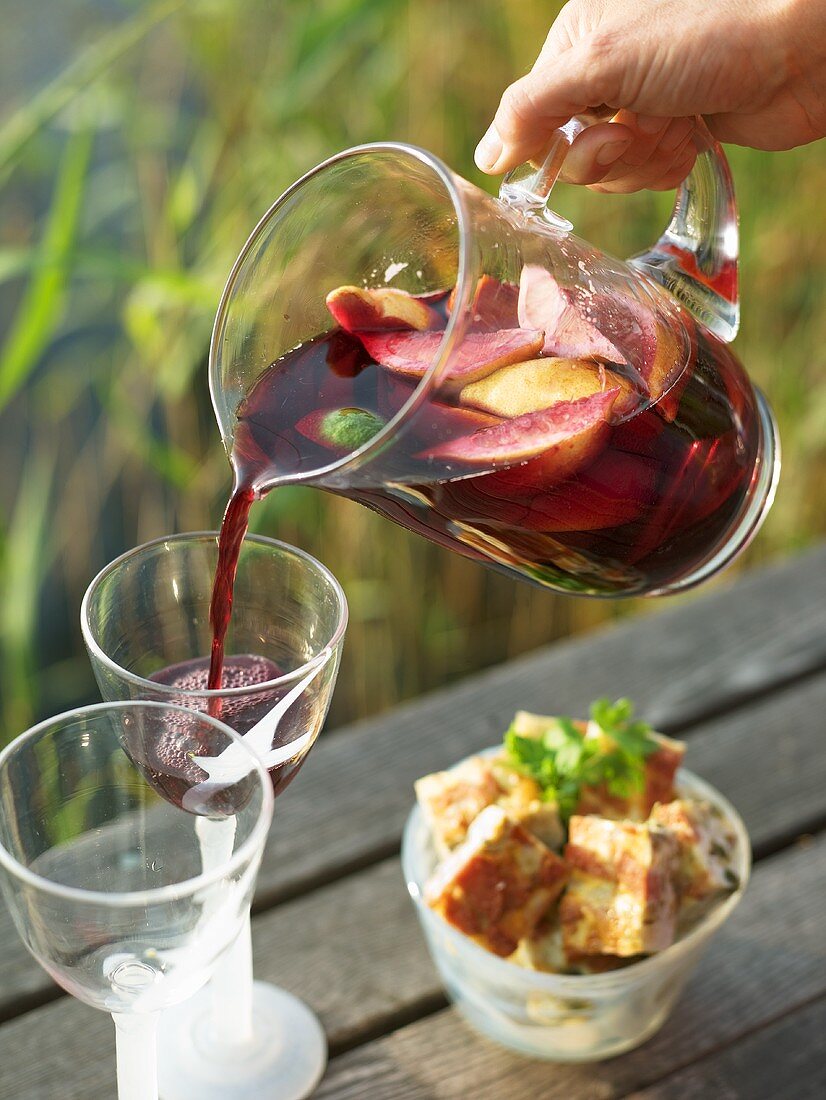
[
  {"x1": 501, "y1": 699, "x2": 658, "y2": 826},
  {"x1": 320, "y1": 407, "x2": 386, "y2": 450}
]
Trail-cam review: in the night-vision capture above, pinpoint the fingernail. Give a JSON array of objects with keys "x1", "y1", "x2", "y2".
[
  {"x1": 475, "y1": 124, "x2": 504, "y2": 171},
  {"x1": 636, "y1": 114, "x2": 666, "y2": 134},
  {"x1": 595, "y1": 137, "x2": 633, "y2": 166}
]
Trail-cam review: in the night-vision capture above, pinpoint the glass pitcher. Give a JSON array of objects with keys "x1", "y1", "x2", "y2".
[{"x1": 209, "y1": 120, "x2": 779, "y2": 597}]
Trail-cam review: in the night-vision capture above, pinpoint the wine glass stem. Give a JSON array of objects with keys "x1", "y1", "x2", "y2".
[
  {"x1": 195, "y1": 814, "x2": 256, "y2": 1044},
  {"x1": 112, "y1": 1011, "x2": 159, "y2": 1100},
  {"x1": 211, "y1": 912, "x2": 255, "y2": 1045}
]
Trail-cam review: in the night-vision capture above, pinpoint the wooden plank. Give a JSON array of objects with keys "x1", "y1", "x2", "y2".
[
  {"x1": 625, "y1": 997, "x2": 826, "y2": 1100},
  {"x1": 314, "y1": 836, "x2": 826, "y2": 1100},
  {"x1": 1, "y1": 546, "x2": 825, "y2": 1017},
  {"x1": 0, "y1": 859, "x2": 434, "y2": 1100},
  {"x1": 253, "y1": 544, "x2": 826, "y2": 906},
  {"x1": 2, "y1": 639, "x2": 826, "y2": 1023},
  {"x1": 0, "y1": 708, "x2": 822, "y2": 1100},
  {"x1": 1, "y1": 830, "x2": 824, "y2": 1100}
]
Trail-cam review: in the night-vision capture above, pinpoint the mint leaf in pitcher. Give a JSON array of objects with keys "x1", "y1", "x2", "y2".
[{"x1": 296, "y1": 407, "x2": 387, "y2": 452}]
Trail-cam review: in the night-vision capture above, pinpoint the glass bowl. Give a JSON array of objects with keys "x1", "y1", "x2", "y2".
[{"x1": 401, "y1": 763, "x2": 750, "y2": 1062}]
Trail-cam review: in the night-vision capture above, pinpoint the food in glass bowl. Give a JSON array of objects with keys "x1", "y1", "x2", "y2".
[{"x1": 403, "y1": 699, "x2": 750, "y2": 1060}]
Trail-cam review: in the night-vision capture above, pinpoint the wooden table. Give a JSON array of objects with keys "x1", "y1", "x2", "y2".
[{"x1": 2, "y1": 545, "x2": 826, "y2": 1099}]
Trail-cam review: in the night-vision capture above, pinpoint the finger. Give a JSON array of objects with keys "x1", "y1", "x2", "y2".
[
  {"x1": 589, "y1": 147, "x2": 697, "y2": 194},
  {"x1": 558, "y1": 113, "x2": 695, "y2": 187},
  {"x1": 589, "y1": 116, "x2": 697, "y2": 190},
  {"x1": 557, "y1": 121, "x2": 637, "y2": 185},
  {"x1": 475, "y1": 40, "x2": 626, "y2": 174}
]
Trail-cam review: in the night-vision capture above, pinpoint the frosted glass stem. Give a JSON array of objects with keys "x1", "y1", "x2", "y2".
[
  {"x1": 196, "y1": 814, "x2": 238, "y2": 875},
  {"x1": 113, "y1": 1012, "x2": 159, "y2": 1100},
  {"x1": 211, "y1": 914, "x2": 255, "y2": 1046},
  {"x1": 195, "y1": 815, "x2": 255, "y2": 1046}
]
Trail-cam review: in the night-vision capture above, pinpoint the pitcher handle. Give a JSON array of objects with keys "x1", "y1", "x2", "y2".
[
  {"x1": 630, "y1": 118, "x2": 739, "y2": 342},
  {"x1": 501, "y1": 115, "x2": 739, "y2": 343}
]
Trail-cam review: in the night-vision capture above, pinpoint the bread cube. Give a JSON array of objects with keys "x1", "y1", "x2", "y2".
[
  {"x1": 509, "y1": 709, "x2": 685, "y2": 821},
  {"x1": 650, "y1": 798, "x2": 739, "y2": 899},
  {"x1": 416, "y1": 752, "x2": 564, "y2": 855},
  {"x1": 577, "y1": 722, "x2": 686, "y2": 820},
  {"x1": 415, "y1": 756, "x2": 502, "y2": 855},
  {"x1": 560, "y1": 815, "x2": 679, "y2": 957},
  {"x1": 491, "y1": 757, "x2": 564, "y2": 851},
  {"x1": 511, "y1": 922, "x2": 567, "y2": 973},
  {"x1": 425, "y1": 805, "x2": 568, "y2": 957}
]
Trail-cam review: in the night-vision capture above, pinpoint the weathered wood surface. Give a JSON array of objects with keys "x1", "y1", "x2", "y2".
[
  {"x1": 1, "y1": 830, "x2": 823, "y2": 1100},
  {"x1": 1, "y1": 670, "x2": 825, "y2": 1095},
  {"x1": 254, "y1": 543, "x2": 826, "y2": 902},
  {"x1": 3, "y1": 574, "x2": 826, "y2": 1021},
  {"x1": 0, "y1": 546, "x2": 824, "y2": 1096},
  {"x1": 625, "y1": 997, "x2": 826, "y2": 1100},
  {"x1": 314, "y1": 837, "x2": 826, "y2": 1100}
]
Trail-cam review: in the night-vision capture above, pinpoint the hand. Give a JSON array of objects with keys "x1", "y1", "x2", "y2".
[{"x1": 475, "y1": 0, "x2": 826, "y2": 193}]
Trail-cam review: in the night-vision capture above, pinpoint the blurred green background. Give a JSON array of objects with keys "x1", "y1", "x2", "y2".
[{"x1": 1, "y1": 0, "x2": 824, "y2": 744}]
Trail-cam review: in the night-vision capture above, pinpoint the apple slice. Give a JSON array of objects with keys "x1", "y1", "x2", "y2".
[
  {"x1": 419, "y1": 388, "x2": 618, "y2": 471},
  {"x1": 518, "y1": 265, "x2": 622, "y2": 361},
  {"x1": 460, "y1": 357, "x2": 639, "y2": 420},
  {"x1": 448, "y1": 275, "x2": 520, "y2": 331},
  {"x1": 360, "y1": 328, "x2": 544, "y2": 393},
  {"x1": 295, "y1": 407, "x2": 386, "y2": 452},
  {"x1": 521, "y1": 450, "x2": 658, "y2": 532},
  {"x1": 326, "y1": 285, "x2": 439, "y2": 332},
  {"x1": 324, "y1": 329, "x2": 373, "y2": 378},
  {"x1": 576, "y1": 286, "x2": 693, "y2": 422},
  {"x1": 631, "y1": 308, "x2": 687, "y2": 422}
]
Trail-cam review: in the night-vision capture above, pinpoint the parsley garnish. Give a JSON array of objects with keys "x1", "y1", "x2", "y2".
[{"x1": 503, "y1": 698, "x2": 659, "y2": 824}]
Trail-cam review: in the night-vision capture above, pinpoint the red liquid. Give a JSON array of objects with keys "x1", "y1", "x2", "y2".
[
  {"x1": 217, "y1": 293, "x2": 759, "y2": 598},
  {"x1": 151, "y1": 655, "x2": 307, "y2": 795},
  {"x1": 207, "y1": 488, "x2": 255, "y2": 700}
]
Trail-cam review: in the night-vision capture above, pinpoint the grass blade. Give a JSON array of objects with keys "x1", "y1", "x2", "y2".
[
  {"x1": 0, "y1": 451, "x2": 54, "y2": 734},
  {"x1": 0, "y1": 126, "x2": 93, "y2": 409},
  {"x1": 0, "y1": 0, "x2": 182, "y2": 181}
]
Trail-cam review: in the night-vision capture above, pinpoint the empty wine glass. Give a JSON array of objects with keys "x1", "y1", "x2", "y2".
[
  {"x1": 0, "y1": 701, "x2": 273, "y2": 1100},
  {"x1": 80, "y1": 532, "x2": 348, "y2": 1100}
]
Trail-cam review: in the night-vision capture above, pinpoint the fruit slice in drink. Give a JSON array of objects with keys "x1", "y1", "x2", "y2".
[
  {"x1": 326, "y1": 285, "x2": 439, "y2": 332},
  {"x1": 296, "y1": 407, "x2": 388, "y2": 453},
  {"x1": 518, "y1": 451, "x2": 658, "y2": 533},
  {"x1": 448, "y1": 275, "x2": 520, "y2": 331},
  {"x1": 295, "y1": 402, "x2": 501, "y2": 457},
  {"x1": 325, "y1": 329, "x2": 374, "y2": 378},
  {"x1": 360, "y1": 328, "x2": 545, "y2": 392},
  {"x1": 517, "y1": 265, "x2": 623, "y2": 361},
  {"x1": 420, "y1": 387, "x2": 619, "y2": 472},
  {"x1": 459, "y1": 357, "x2": 639, "y2": 419}
]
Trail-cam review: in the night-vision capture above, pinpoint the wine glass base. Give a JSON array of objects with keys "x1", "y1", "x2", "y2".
[{"x1": 157, "y1": 981, "x2": 327, "y2": 1100}]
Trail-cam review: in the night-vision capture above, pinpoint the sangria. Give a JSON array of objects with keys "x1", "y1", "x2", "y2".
[
  {"x1": 223, "y1": 272, "x2": 767, "y2": 596},
  {"x1": 208, "y1": 141, "x2": 777, "y2": 602}
]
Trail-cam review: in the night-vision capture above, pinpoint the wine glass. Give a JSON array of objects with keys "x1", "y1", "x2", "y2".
[
  {"x1": 80, "y1": 531, "x2": 348, "y2": 1100},
  {"x1": 0, "y1": 701, "x2": 273, "y2": 1100}
]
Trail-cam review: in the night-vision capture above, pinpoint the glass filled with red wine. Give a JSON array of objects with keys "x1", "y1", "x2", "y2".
[{"x1": 81, "y1": 532, "x2": 348, "y2": 1100}]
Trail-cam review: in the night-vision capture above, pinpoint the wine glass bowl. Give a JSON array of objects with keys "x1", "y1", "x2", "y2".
[
  {"x1": 81, "y1": 532, "x2": 347, "y2": 795},
  {"x1": 0, "y1": 702, "x2": 273, "y2": 1099}
]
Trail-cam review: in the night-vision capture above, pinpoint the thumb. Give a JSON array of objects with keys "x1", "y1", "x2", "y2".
[{"x1": 475, "y1": 40, "x2": 628, "y2": 174}]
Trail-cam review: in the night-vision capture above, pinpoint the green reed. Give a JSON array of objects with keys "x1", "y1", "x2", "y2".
[{"x1": 0, "y1": 0, "x2": 823, "y2": 742}]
